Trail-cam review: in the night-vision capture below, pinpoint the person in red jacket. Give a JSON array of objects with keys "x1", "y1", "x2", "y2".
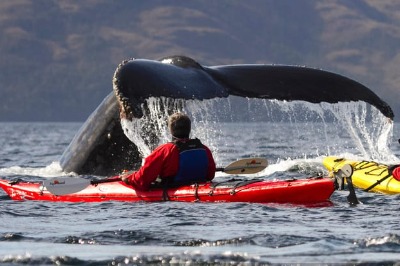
[{"x1": 121, "y1": 112, "x2": 216, "y2": 191}]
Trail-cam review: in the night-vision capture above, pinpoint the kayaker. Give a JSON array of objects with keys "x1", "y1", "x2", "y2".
[{"x1": 121, "y1": 112, "x2": 216, "y2": 191}]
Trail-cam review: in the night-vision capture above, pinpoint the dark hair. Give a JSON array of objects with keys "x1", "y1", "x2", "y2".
[{"x1": 168, "y1": 113, "x2": 191, "y2": 138}]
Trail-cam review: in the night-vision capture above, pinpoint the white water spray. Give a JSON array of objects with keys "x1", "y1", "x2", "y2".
[
  {"x1": 319, "y1": 102, "x2": 397, "y2": 162},
  {"x1": 120, "y1": 96, "x2": 398, "y2": 165},
  {"x1": 120, "y1": 97, "x2": 233, "y2": 163}
]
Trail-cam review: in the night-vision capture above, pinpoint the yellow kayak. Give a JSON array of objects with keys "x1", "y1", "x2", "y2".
[{"x1": 323, "y1": 156, "x2": 400, "y2": 195}]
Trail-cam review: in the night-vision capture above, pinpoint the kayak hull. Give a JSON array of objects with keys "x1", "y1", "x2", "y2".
[
  {"x1": 323, "y1": 156, "x2": 400, "y2": 194},
  {"x1": 0, "y1": 178, "x2": 335, "y2": 204}
]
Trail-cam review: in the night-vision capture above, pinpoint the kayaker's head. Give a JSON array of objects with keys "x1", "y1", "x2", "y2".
[{"x1": 168, "y1": 112, "x2": 191, "y2": 139}]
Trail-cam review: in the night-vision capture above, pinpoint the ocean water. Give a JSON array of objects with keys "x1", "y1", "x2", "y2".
[{"x1": 0, "y1": 117, "x2": 400, "y2": 265}]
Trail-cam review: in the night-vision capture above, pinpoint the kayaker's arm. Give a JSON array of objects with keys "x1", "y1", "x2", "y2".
[{"x1": 123, "y1": 144, "x2": 179, "y2": 191}]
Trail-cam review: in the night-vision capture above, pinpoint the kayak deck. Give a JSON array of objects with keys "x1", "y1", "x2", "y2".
[
  {"x1": 323, "y1": 156, "x2": 400, "y2": 194},
  {"x1": 0, "y1": 177, "x2": 335, "y2": 204}
]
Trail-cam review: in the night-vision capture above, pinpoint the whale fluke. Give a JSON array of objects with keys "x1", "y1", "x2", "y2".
[{"x1": 113, "y1": 56, "x2": 394, "y2": 120}]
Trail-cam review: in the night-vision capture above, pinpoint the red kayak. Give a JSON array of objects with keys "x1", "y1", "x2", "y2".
[{"x1": 0, "y1": 177, "x2": 335, "y2": 204}]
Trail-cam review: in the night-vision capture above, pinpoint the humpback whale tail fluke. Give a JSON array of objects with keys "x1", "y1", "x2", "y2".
[
  {"x1": 113, "y1": 56, "x2": 394, "y2": 121},
  {"x1": 59, "y1": 55, "x2": 394, "y2": 176}
]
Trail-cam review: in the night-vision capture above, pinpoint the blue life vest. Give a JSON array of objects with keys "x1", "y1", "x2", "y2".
[{"x1": 172, "y1": 138, "x2": 209, "y2": 185}]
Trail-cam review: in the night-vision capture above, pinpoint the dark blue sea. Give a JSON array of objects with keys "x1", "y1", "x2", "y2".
[{"x1": 1, "y1": 103, "x2": 400, "y2": 265}]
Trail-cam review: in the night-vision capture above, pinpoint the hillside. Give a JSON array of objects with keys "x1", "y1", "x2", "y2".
[{"x1": 1, "y1": 0, "x2": 399, "y2": 121}]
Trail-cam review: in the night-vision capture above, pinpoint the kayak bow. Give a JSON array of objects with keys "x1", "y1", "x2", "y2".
[{"x1": 323, "y1": 156, "x2": 400, "y2": 194}]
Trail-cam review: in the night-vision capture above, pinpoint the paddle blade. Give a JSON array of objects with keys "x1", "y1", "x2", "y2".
[
  {"x1": 333, "y1": 164, "x2": 359, "y2": 205},
  {"x1": 43, "y1": 177, "x2": 90, "y2": 196},
  {"x1": 223, "y1": 158, "x2": 268, "y2": 174},
  {"x1": 338, "y1": 164, "x2": 353, "y2": 178}
]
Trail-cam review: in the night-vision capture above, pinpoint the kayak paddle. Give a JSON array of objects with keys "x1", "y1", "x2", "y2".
[
  {"x1": 43, "y1": 157, "x2": 268, "y2": 196},
  {"x1": 332, "y1": 164, "x2": 359, "y2": 205},
  {"x1": 216, "y1": 157, "x2": 268, "y2": 174}
]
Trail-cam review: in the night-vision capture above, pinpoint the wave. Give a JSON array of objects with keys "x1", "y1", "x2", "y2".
[{"x1": 0, "y1": 161, "x2": 73, "y2": 179}]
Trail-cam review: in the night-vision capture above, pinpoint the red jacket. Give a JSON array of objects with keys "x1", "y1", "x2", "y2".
[{"x1": 126, "y1": 141, "x2": 216, "y2": 191}]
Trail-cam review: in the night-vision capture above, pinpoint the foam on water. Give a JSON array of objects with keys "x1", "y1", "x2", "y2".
[{"x1": 0, "y1": 161, "x2": 72, "y2": 178}]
